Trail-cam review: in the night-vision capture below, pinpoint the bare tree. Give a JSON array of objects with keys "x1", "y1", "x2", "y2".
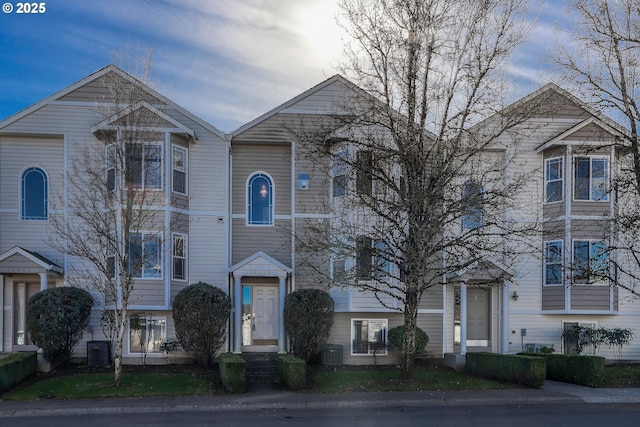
[
  {"x1": 49, "y1": 51, "x2": 172, "y2": 385},
  {"x1": 293, "y1": 0, "x2": 540, "y2": 378},
  {"x1": 551, "y1": 0, "x2": 640, "y2": 297}
]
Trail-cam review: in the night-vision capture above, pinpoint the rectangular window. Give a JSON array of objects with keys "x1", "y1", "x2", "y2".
[
  {"x1": 127, "y1": 144, "x2": 162, "y2": 190},
  {"x1": 572, "y1": 240, "x2": 608, "y2": 284},
  {"x1": 332, "y1": 257, "x2": 346, "y2": 282},
  {"x1": 351, "y1": 319, "x2": 388, "y2": 355},
  {"x1": 544, "y1": 241, "x2": 563, "y2": 286},
  {"x1": 356, "y1": 150, "x2": 373, "y2": 196},
  {"x1": 129, "y1": 317, "x2": 166, "y2": 354},
  {"x1": 574, "y1": 157, "x2": 608, "y2": 201},
  {"x1": 332, "y1": 150, "x2": 347, "y2": 198},
  {"x1": 172, "y1": 145, "x2": 187, "y2": 194},
  {"x1": 172, "y1": 233, "x2": 187, "y2": 281},
  {"x1": 374, "y1": 240, "x2": 392, "y2": 280},
  {"x1": 356, "y1": 236, "x2": 373, "y2": 280},
  {"x1": 106, "y1": 145, "x2": 116, "y2": 191},
  {"x1": 545, "y1": 157, "x2": 563, "y2": 203},
  {"x1": 129, "y1": 232, "x2": 162, "y2": 279}
]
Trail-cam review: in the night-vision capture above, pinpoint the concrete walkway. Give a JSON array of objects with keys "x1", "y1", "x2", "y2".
[{"x1": 0, "y1": 381, "x2": 638, "y2": 418}]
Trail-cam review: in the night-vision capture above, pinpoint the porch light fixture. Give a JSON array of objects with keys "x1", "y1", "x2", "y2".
[
  {"x1": 511, "y1": 291, "x2": 519, "y2": 301},
  {"x1": 259, "y1": 184, "x2": 268, "y2": 198}
]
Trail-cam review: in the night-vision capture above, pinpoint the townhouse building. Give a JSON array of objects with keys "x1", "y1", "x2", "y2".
[{"x1": 1, "y1": 65, "x2": 638, "y2": 364}]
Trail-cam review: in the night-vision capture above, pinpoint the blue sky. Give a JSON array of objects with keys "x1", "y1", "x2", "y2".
[{"x1": 0, "y1": 0, "x2": 573, "y2": 133}]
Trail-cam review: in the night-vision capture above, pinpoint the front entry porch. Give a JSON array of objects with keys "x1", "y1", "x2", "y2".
[{"x1": 230, "y1": 251, "x2": 291, "y2": 354}]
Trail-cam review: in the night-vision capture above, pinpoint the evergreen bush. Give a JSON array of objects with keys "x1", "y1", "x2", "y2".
[
  {"x1": 388, "y1": 325, "x2": 429, "y2": 354},
  {"x1": 26, "y1": 287, "x2": 93, "y2": 362},
  {"x1": 172, "y1": 282, "x2": 231, "y2": 366},
  {"x1": 283, "y1": 288, "x2": 334, "y2": 362}
]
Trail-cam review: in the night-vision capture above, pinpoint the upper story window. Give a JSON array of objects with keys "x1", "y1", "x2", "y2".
[
  {"x1": 544, "y1": 240, "x2": 563, "y2": 286},
  {"x1": 356, "y1": 236, "x2": 392, "y2": 281},
  {"x1": 172, "y1": 233, "x2": 187, "y2": 281},
  {"x1": 574, "y1": 157, "x2": 608, "y2": 201},
  {"x1": 461, "y1": 180, "x2": 484, "y2": 230},
  {"x1": 106, "y1": 143, "x2": 163, "y2": 191},
  {"x1": 247, "y1": 172, "x2": 274, "y2": 225},
  {"x1": 128, "y1": 232, "x2": 163, "y2": 279},
  {"x1": 21, "y1": 167, "x2": 48, "y2": 220},
  {"x1": 356, "y1": 150, "x2": 373, "y2": 196},
  {"x1": 332, "y1": 150, "x2": 347, "y2": 198},
  {"x1": 545, "y1": 157, "x2": 563, "y2": 203},
  {"x1": 572, "y1": 240, "x2": 608, "y2": 285},
  {"x1": 172, "y1": 145, "x2": 187, "y2": 194}
]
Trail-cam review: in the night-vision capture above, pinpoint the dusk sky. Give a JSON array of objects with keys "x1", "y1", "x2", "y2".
[{"x1": 0, "y1": 0, "x2": 574, "y2": 133}]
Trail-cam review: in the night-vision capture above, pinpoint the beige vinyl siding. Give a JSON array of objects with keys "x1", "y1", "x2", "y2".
[
  {"x1": 184, "y1": 215, "x2": 228, "y2": 296},
  {"x1": 542, "y1": 220, "x2": 564, "y2": 237},
  {"x1": 571, "y1": 202, "x2": 611, "y2": 217},
  {"x1": 231, "y1": 143, "x2": 292, "y2": 215},
  {"x1": 542, "y1": 286, "x2": 564, "y2": 310},
  {"x1": 231, "y1": 218, "x2": 291, "y2": 266},
  {"x1": 294, "y1": 153, "x2": 331, "y2": 214},
  {"x1": 570, "y1": 220, "x2": 610, "y2": 239},
  {"x1": 420, "y1": 287, "x2": 443, "y2": 310},
  {"x1": 570, "y1": 286, "x2": 611, "y2": 311},
  {"x1": 129, "y1": 280, "x2": 166, "y2": 307},
  {"x1": 564, "y1": 123, "x2": 618, "y2": 143}
]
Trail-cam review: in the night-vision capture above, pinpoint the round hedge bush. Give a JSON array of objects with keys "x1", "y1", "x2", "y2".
[
  {"x1": 283, "y1": 288, "x2": 334, "y2": 362},
  {"x1": 27, "y1": 286, "x2": 94, "y2": 362},
  {"x1": 172, "y1": 282, "x2": 231, "y2": 366},
  {"x1": 388, "y1": 325, "x2": 429, "y2": 355}
]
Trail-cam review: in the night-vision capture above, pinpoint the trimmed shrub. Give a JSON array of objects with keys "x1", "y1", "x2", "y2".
[
  {"x1": 283, "y1": 288, "x2": 334, "y2": 362},
  {"x1": 388, "y1": 325, "x2": 429, "y2": 354},
  {"x1": 173, "y1": 282, "x2": 231, "y2": 367},
  {"x1": 219, "y1": 353, "x2": 246, "y2": 393},
  {"x1": 27, "y1": 287, "x2": 93, "y2": 362},
  {"x1": 466, "y1": 352, "x2": 546, "y2": 388},
  {"x1": 522, "y1": 353, "x2": 605, "y2": 387},
  {"x1": 278, "y1": 354, "x2": 307, "y2": 391},
  {"x1": 0, "y1": 352, "x2": 37, "y2": 393}
]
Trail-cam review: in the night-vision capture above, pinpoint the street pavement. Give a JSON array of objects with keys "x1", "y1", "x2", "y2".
[{"x1": 1, "y1": 380, "x2": 639, "y2": 418}]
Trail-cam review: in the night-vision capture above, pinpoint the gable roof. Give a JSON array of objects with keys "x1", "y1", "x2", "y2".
[
  {"x1": 229, "y1": 251, "x2": 291, "y2": 277},
  {"x1": 231, "y1": 74, "x2": 364, "y2": 137},
  {"x1": 0, "y1": 246, "x2": 63, "y2": 274},
  {"x1": 0, "y1": 64, "x2": 226, "y2": 140},
  {"x1": 535, "y1": 116, "x2": 628, "y2": 152}
]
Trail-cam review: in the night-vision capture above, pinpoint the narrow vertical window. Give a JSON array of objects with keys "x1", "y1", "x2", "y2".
[
  {"x1": 356, "y1": 150, "x2": 373, "y2": 196},
  {"x1": 21, "y1": 167, "x2": 48, "y2": 220},
  {"x1": 544, "y1": 241, "x2": 562, "y2": 286},
  {"x1": 356, "y1": 236, "x2": 373, "y2": 280},
  {"x1": 332, "y1": 150, "x2": 347, "y2": 198},
  {"x1": 106, "y1": 145, "x2": 116, "y2": 191},
  {"x1": 172, "y1": 145, "x2": 187, "y2": 194},
  {"x1": 462, "y1": 180, "x2": 483, "y2": 230},
  {"x1": 545, "y1": 157, "x2": 563, "y2": 203},
  {"x1": 247, "y1": 173, "x2": 273, "y2": 225},
  {"x1": 172, "y1": 233, "x2": 187, "y2": 281}
]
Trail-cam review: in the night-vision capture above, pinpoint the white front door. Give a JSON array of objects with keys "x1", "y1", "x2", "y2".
[
  {"x1": 467, "y1": 287, "x2": 490, "y2": 348},
  {"x1": 252, "y1": 286, "x2": 278, "y2": 343}
]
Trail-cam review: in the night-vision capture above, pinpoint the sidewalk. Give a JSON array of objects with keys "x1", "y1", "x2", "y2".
[{"x1": 1, "y1": 381, "x2": 639, "y2": 418}]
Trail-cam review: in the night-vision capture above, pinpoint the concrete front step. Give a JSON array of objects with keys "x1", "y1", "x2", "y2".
[{"x1": 242, "y1": 353, "x2": 279, "y2": 383}]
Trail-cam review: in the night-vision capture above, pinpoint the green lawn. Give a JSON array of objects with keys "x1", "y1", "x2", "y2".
[{"x1": 2, "y1": 372, "x2": 212, "y2": 401}]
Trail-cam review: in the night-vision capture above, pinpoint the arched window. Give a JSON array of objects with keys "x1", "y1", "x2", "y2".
[
  {"x1": 247, "y1": 173, "x2": 273, "y2": 225},
  {"x1": 21, "y1": 167, "x2": 48, "y2": 220},
  {"x1": 462, "y1": 179, "x2": 483, "y2": 230}
]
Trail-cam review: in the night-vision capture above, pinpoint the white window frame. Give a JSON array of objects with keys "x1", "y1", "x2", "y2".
[
  {"x1": 246, "y1": 171, "x2": 275, "y2": 226},
  {"x1": 572, "y1": 239, "x2": 608, "y2": 285},
  {"x1": 331, "y1": 150, "x2": 348, "y2": 199},
  {"x1": 172, "y1": 145, "x2": 188, "y2": 195},
  {"x1": 562, "y1": 321, "x2": 597, "y2": 355},
  {"x1": 128, "y1": 316, "x2": 167, "y2": 355},
  {"x1": 543, "y1": 240, "x2": 563, "y2": 286},
  {"x1": 129, "y1": 142, "x2": 163, "y2": 190},
  {"x1": 351, "y1": 318, "x2": 388, "y2": 356},
  {"x1": 129, "y1": 231, "x2": 163, "y2": 279},
  {"x1": 172, "y1": 233, "x2": 187, "y2": 281},
  {"x1": 20, "y1": 166, "x2": 48, "y2": 221},
  {"x1": 573, "y1": 156, "x2": 609, "y2": 202},
  {"x1": 544, "y1": 157, "x2": 564, "y2": 203}
]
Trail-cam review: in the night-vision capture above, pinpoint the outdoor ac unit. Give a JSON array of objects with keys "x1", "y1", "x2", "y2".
[
  {"x1": 321, "y1": 344, "x2": 343, "y2": 366},
  {"x1": 87, "y1": 340, "x2": 111, "y2": 367}
]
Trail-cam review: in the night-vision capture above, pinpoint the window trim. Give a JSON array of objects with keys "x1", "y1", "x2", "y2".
[
  {"x1": 172, "y1": 233, "x2": 187, "y2": 281},
  {"x1": 543, "y1": 240, "x2": 563, "y2": 286},
  {"x1": 573, "y1": 156, "x2": 609, "y2": 202},
  {"x1": 20, "y1": 166, "x2": 48, "y2": 221},
  {"x1": 571, "y1": 239, "x2": 608, "y2": 285},
  {"x1": 461, "y1": 179, "x2": 484, "y2": 230},
  {"x1": 331, "y1": 150, "x2": 348, "y2": 199},
  {"x1": 246, "y1": 171, "x2": 275, "y2": 226},
  {"x1": 351, "y1": 318, "x2": 388, "y2": 356},
  {"x1": 128, "y1": 316, "x2": 167, "y2": 355},
  {"x1": 544, "y1": 157, "x2": 564, "y2": 204},
  {"x1": 172, "y1": 144, "x2": 188, "y2": 195}
]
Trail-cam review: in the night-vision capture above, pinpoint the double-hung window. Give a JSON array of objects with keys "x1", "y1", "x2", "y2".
[
  {"x1": 129, "y1": 316, "x2": 166, "y2": 354},
  {"x1": 129, "y1": 232, "x2": 162, "y2": 279},
  {"x1": 544, "y1": 241, "x2": 563, "y2": 286},
  {"x1": 572, "y1": 240, "x2": 608, "y2": 284},
  {"x1": 21, "y1": 167, "x2": 48, "y2": 220},
  {"x1": 172, "y1": 145, "x2": 187, "y2": 194},
  {"x1": 127, "y1": 144, "x2": 162, "y2": 190},
  {"x1": 574, "y1": 157, "x2": 608, "y2": 201},
  {"x1": 351, "y1": 319, "x2": 388, "y2": 355},
  {"x1": 545, "y1": 157, "x2": 563, "y2": 203},
  {"x1": 332, "y1": 150, "x2": 347, "y2": 198},
  {"x1": 172, "y1": 233, "x2": 187, "y2": 281}
]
